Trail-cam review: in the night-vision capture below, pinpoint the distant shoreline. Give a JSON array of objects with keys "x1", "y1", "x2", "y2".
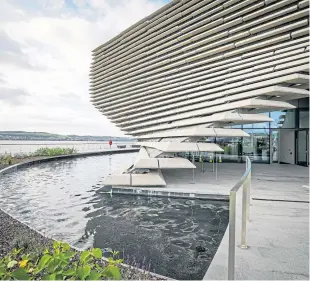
[
  {"x1": 0, "y1": 131, "x2": 135, "y2": 142},
  {"x1": 0, "y1": 140, "x2": 134, "y2": 144}
]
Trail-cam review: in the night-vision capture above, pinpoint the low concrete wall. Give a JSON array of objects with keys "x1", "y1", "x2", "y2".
[
  {"x1": 0, "y1": 148, "x2": 139, "y2": 176},
  {"x1": 113, "y1": 187, "x2": 229, "y2": 201}
]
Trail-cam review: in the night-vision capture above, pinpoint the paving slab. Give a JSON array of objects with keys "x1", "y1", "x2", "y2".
[{"x1": 204, "y1": 163, "x2": 309, "y2": 280}]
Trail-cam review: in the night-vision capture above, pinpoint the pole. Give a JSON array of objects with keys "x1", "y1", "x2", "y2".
[
  {"x1": 215, "y1": 153, "x2": 218, "y2": 180},
  {"x1": 192, "y1": 154, "x2": 195, "y2": 184},
  {"x1": 241, "y1": 177, "x2": 248, "y2": 249},
  {"x1": 228, "y1": 191, "x2": 236, "y2": 280},
  {"x1": 247, "y1": 171, "x2": 251, "y2": 221}
]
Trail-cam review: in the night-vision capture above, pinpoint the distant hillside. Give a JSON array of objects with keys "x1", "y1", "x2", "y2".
[{"x1": 0, "y1": 131, "x2": 134, "y2": 142}]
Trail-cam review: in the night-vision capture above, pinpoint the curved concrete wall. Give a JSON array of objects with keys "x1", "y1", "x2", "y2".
[
  {"x1": 0, "y1": 149, "x2": 139, "y2": 176},
  {"x1": 90, "y1": 0, "x2": 309, "y2": 138}
]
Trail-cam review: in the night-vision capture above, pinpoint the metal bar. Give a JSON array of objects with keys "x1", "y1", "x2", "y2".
[
  {"x1": 192, "y1": 154, "x2": 195, "y2": 184},
  {"x1": 228, "y1": 156, "x2": 252, "y2": 279},
  {"x1": 228, "y1": 191, "x2": 237, "y2": 280},
  {"x1": 215, "y1": 153, "x2": 218, "y2": 180},
  {"x1": 241, "y1": 178, "x2": 248, "y2": 249},
  {"x1": 247, "y1": 171, "x2": 251, "y2": 221}
]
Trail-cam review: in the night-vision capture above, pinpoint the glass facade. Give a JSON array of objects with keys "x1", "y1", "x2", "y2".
[
  {"x1": 220, "y1": 98, "x2": 309, "y2": 164},
  {"x1": 180, "y1": 99, "x2": 308, "y2": 165},
  {"x1": 299, "y1": 110, "x2": 309, "y2": 128}
]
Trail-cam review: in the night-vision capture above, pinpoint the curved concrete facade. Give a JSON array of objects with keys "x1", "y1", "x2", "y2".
[{"x1": 89, "y1": 0, "x2": 309, "y2": 186}]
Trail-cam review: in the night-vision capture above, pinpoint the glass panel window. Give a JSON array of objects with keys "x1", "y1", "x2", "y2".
[
  {"x1": 216, "y1": 137, "x2": 242, "y2": 162},
  {"x1": 299, "y1": 110, "x2": 309, "y2": 129},
  {"x1": 243, "y1": 129, "x2": 270, "y2": 163},
  {"x1": 270, "y1": 110, "x2": 296, "y2": 128},
  {"x1": 243, "y1": 113, "x2": 270, "y2": 129},
  {"x1": 271, "y1": 130, "x2": 279, "y2": 163},
  {"x1": 281, "y1": 110, "x2": 296, "y2": 128},
  {"x1": 224, "y1": 124, "x2": 242, "y2": 128}
]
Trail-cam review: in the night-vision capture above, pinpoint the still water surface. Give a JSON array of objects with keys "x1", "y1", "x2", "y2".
[{"x1": 0, "y1": 153, "x2": 228, "y2": 279}]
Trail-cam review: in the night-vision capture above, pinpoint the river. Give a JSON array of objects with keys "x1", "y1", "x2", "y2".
[{"x1": 0, "y1": 140, "x2": 134, "y2": 155}]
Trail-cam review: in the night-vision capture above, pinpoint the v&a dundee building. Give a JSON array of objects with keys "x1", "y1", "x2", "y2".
[{"x1": 89, "y1": 0, "x2": 309, "y2": 187}]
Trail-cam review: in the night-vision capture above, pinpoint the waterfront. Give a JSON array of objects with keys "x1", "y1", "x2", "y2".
[{"x1": 0, "y1": 140, "x2": 134, "y2": 155}]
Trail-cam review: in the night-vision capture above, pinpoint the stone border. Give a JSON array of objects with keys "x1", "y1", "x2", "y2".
[
  {"x1": 0, "y1": 149, "x2": 139, "y2": 176},
  {"x1": 113, "y1": 187, "x2": 229, "y2": 201}
]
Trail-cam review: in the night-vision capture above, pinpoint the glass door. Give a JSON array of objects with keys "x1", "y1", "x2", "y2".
[
  {"x1": 297, "y1": 129, "x2": 309, "y2": 167},
  {"x1": 271, "y1": 129, "x2": 279, "y2": 163}
]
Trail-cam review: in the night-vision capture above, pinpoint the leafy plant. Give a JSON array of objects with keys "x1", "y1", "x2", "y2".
[
  {"x1": 0, "y1": 241, "x2": 122, "y2": 280},
  {"x1": 32, "y1": 147, "x2": 77, "y2": 157}
]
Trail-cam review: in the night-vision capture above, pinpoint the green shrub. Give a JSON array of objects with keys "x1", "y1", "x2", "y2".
[
  {"x1": 32, "y1": 147, "x2": 77, "y2": 157},
  {"x1": 0, "y1": 154, "x2": 13, "y2": 166},
  {"x1": 0, "y1": 241, "x2": 122, "y2": 280}
]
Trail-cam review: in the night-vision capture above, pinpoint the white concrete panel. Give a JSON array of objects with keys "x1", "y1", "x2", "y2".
[
  {"x1": 131, "y1": 171, "x2": 166, "y2": 186},
  {"x1": 130, "y1": 113, "x2": 272, "y2": 135},
  {"x1": 291, "y1": 27, "x2": 309, "y2": 38},
  {"x1": 137, "y1": 128, "x2": 249, "y2": 139},
  {"x1": 299, "y1": 0, "x2": 309, "y2": 8},
  {"x1": 134, "y1": 158, "x2": 159, "y2": 169},
  {"x1": 243, "y1": 0, "x2": 298, "y2": 21},
  {"x1": 139, "y1": 142, "x2": 224, "y2": 152},
  {"x1": 158, "y1": 157, "x2": 196, "y2": 169},
  {"x1": 104, "y1": 174, "x2": 131, "y2": 186}
]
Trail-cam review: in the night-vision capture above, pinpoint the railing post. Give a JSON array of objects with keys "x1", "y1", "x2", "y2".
[
  {"x1": 247, "y1": 171, "x2": 251, "y2": 221},
  {"x1": 228, "y1": 190, "x2": 236, "y2": 280},
  {"x1": 241, "y1": 177, "x2": 248, "y2": 249},
  {"x1": 228, "y1": 156, "x2": 251, "y2": 280},
  {"x1": 192, "y1": 154, "x2": 195, "y2": 184}
]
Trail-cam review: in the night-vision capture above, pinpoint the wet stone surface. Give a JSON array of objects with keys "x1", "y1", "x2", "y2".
[{"x1": 0, "y1": 154, "x2": 228, "y2": 280}]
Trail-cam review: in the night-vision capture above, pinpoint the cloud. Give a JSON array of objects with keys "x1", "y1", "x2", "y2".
[
  {"x1": 0, "y1": 87, "x2": 30, "y2": 105},
  {"x1": 0, "y1": 73, "x2": 6, "y2": 84},
  {"x1": 0, "y1": 0, "x2": 168, "y2": 136}
]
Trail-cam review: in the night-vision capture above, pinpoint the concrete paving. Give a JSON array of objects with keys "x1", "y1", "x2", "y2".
[{"x1": 203, "y1": 163, "x2": 309, "y2": 280}]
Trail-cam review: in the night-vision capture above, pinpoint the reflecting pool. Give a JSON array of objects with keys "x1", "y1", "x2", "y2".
[{"x1": 0, "y1": 153, "x2": 228, "y2": 279}]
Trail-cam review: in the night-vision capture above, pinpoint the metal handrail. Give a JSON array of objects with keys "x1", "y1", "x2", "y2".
[{"x1": 228, "y1": 156, "x2": 252, "y2": 280}]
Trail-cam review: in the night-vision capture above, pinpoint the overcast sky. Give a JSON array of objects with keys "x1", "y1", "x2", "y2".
[{"x1": 0, "y1": 0, "x2": 169, "y2": 136}]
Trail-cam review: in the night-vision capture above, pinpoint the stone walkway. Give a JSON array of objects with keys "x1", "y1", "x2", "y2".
[{"x1": 204, "y1": 163, "x2": 309, "y2": 280}]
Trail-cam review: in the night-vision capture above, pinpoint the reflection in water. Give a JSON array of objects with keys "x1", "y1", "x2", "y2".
[{"x1": 0, "y1": 153, "x2": 228, "y2": 280}]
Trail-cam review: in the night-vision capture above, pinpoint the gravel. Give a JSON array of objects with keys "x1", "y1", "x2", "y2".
[{"x1": 0, "y1": 209, "x2": 53, "y2": 258}]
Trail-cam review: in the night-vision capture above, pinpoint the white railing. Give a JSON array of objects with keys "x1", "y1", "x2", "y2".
[{"x1": 228, "y1": 156, "x2": 251, "y2": 280}]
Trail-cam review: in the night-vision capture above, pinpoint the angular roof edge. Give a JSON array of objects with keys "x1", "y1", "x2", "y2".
[{"x1": 92, "y1": 0, "x2": 181, "y2": 53}]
